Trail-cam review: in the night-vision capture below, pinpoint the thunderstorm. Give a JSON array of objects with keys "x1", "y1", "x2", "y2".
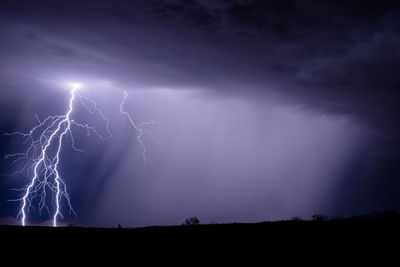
[{"x1": 4, "y1": 85, "x2": 157, "y2": 226}]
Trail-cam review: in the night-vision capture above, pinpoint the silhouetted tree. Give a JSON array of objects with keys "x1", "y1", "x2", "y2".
[
  {"x1": 332, "y1": 214, "x2": 343, "y2": 221},
  {"x1": 67, "y1": 223, "x2": 81, "y2": 227},
  {"x1": 291, "y1": 217, "x2": 303, "y2": 221},
  {"x1": 184, "y1": 217, "x2": 200, "y2": 226},
  {"x1": 312, "y1": 214, "x2": 328, "y2": 222}
]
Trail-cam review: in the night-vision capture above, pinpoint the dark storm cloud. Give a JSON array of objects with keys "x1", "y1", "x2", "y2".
[{"x1": 1, "y1": 0, "x2": 399, "y2": 132}]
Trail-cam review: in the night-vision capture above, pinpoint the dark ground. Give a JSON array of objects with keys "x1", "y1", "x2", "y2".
[{"x1": 1, "y1": 218, "x2": 399, "y2": 262}]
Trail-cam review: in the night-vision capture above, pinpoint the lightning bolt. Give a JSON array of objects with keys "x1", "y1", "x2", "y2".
[
  {"x1": 120, "y1": 90, "x2": 159, "y2": 170},
  {"x1": 5, "y1": 87, "x2": 158, "y2": 227},
  {"x1": 4, "y1": 85, "x2": 111, "y2": 226}
]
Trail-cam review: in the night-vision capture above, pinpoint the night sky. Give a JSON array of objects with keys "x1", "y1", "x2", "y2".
[{"x1": 0, "y1": 0, "x2": 399, "y2": 227}]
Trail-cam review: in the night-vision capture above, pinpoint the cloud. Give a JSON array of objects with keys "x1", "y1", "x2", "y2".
[{"x1": 1, "y1": 0, "x2": 399, "y2": 153}]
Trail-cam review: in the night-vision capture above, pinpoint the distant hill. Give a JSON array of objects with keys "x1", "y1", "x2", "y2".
[
  {"x1": 349, "y1": 210, "x2": 400, "y2": 221},
  {"x1": 0, "y1": 217, "x2": 76, "y2": 227},
  {"x1": 1, "y1": 211, "x2": 400, "y2": 227}
]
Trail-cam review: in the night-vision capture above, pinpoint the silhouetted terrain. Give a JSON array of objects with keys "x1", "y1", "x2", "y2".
[{"x1": 2, "y1": 212, "x2": 400, "y2": 259}]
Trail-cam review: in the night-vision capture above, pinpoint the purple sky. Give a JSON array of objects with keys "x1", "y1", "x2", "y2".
[{"x1": 0, "y1": 0, "x2": 399, "y2": 227}]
